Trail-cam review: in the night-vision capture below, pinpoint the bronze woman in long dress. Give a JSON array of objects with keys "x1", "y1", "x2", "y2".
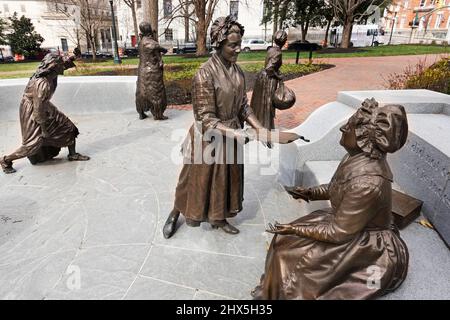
[
  {"x1": 162, "y1": 16, "x2": 298, "y2": 238},
  {"x1": 252, "y1": 98, "x2": 410, "y2": 299},
  {"x1": 250, "y1": 31, "x2": 288, "y2": 130},
  {"x1": 0, "y1": 53, "x2": 89, "y2": 174},
  {"x1": 162, "y1": 17, "x2": 258, "y2": 237},
  {"x1": 135, "y1": 22, "x2": 168, "y2": 120}
]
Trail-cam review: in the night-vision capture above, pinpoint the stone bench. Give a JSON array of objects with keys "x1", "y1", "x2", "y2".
[
  {"x1": 279, "y1": 89, "x2": 450, "y2": 247},
  {"x1": 0, "y1": 76, "x2": 138, "y2": 121}
]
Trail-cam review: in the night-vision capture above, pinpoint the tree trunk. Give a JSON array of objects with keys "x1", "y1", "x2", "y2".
[
  {"x1": 273, "y1": 1, "x2": 279, "y2": 36},
  {"x1": 196, "y1": 16, "x2": 207, "y2": 56},
  {"x1": 184, "y1": 10, "x2": 190, "y2": 43},
  {"x1": 149, "y1": 0, "x2": 158, "y2": 40},
  {"x1": 278, "y1": 0, "x2": 287, "y2": 30},
  {"x1": 301, "y1": 24, "x2": 306, "y2": 42},
  {"x1": 341, "y1": 19, "x2": 353, "y2": 48},
  {"x1": 131, "y1": 1, "x2": 139, "y2": 44},
  {"x1": 185, "y1": 18, "x2": 190, "y2": 43},
  {"x1": 323, "y1": 19, "x2": 332, "y2": 47},
  {"x1": 76, "y1": 28, "x2": 81, "y2": 49},
  {"x1": 143, "y1": 0, "x2": 158, "y2": 40},
  {"x1": 183, "y1": 1, "x2": 190, "y2": 43},
  {"x1": 90, "y1": 35, "x2": 97, "y2": 61},
  {"x1": 194, "y1": 0, "x2": 207, "y2": 56},
  {"x1": 301, "y1": 20, "x2": 309, "y2": 42}
]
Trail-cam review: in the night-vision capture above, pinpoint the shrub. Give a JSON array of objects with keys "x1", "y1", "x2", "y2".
[
  {"x1": 405, "y1": 58, "x2": 450, "y2": 94},
  {"x1": 384, "y1": 58, "x2": 450, "y2": 94}
]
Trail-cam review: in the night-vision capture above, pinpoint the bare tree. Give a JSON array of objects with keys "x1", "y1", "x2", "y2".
[
  {"x1": 159, "y1": 1, "x2": 195, "y2": 43},
  {"x1": 142, "y1": 0, "x2": 159, "y2": 39},
  {"x1": 328, "y1": 0, "x2": 389, "y2": 48},
  {"x1": 192, "y1": 0, "x2": 219, "y2": 56},
  {"x1": 47, "y1": 0, "x2": 112, "y2": 60},
  {"x1": 122, "y1": 0, "x2": 139, "y2": 43}
]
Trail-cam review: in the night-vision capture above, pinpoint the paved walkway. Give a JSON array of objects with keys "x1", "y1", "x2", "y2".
[
  {"x1": 170, "y1": 53, "x2": 448, "y2": 128},
  {"x1": 1, "y1": 110, "x2": 449, "y2": 299},
  {"x1": 277, "y1": 53, "x2": 448, "y2": 128}
]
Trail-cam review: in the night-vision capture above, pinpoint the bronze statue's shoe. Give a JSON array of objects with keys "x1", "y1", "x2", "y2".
[
  {"x1": 163, "y1": 211, "x2": 180, "y2": 239},
  {"x1": 155, "y1": 115, "x2": 168, "y2": 121},
  {"x1": 185, "y1": 218, "x2": 201, "y2": 227},
  {"x1": 0, "y1": 157, "x2": 16, "y2": 174},
  {"x1": 139, "y1": 113, "x2": 148, "y2": 120},
  {"x1": 68, "y1": 153, "x2": 90, "y2": 161},
  {"x1": 212, "y1": 221, "x2": 239, "y2": 235}
]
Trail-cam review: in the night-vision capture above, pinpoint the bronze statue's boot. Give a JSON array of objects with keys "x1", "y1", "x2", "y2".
[
  {"x1": 163, "y1": 210, "x2": 181, "y2": 239},
  {"x1": 68, "y1": 153, "x2": 90, "y2": 161},
  {"x1": 154, "y1": 114, "x2": 168, "y2": 121},
  {"x1": 0, "y1": 156, "x2": 16, "y2": 174},
  {"x1": 212, "y1": 220, "x2": 239, "y2": 235},
  {"x1": 139, "y1": 113, "x2": 148, "y2": 120},
  {"x1": 185, "y1": 218, "x2": 201, "y2": 227}
]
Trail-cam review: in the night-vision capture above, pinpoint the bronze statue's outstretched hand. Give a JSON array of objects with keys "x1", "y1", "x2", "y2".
[
  {"x1": 266, "y1": 221, "x2": 296, "y2": 235},
  {"x1": 251, "y1": 129, "x2": 309, "y2": 145},
  {"x1": 284, "y1": 186, "x2": 311, "y2": 202}
]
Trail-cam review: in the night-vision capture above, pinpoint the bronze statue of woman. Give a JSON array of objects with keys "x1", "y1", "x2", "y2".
[
  {"x1": 0, "y1": 53, "x2": 89, "y2": 174},
  {"x1": 135, "y1": 22, "x2": 168, "y2": 120},
  {"x1": 162, "y1": 16, "x2": 299, "y2": 238},
  {"x1": 250, "y1": 30, "x2": 289, "y2": 130},
  {"x1": 252, "y1": 98, "x2": 410, "y2": 299}
]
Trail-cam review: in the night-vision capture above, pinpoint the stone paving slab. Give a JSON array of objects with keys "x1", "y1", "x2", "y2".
[{"x1": 0, "y1": 110, "x2": 449, "y2": 299}]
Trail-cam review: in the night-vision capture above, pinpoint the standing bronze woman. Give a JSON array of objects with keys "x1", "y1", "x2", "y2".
[
  {"x1": 250, "y1": 30, "x2": 295, "y2": 130},
  {"x1": 162, "y1": 16, "x2": 298, "y2": 238},
  {"x1": 0, "y1": 53, "x2": 89, "y2": 174},
  {"x1": 252, "y1": 98, "x2": 410, "y2": 299},
  {"x1": 135, "y1": 22, "x2": 169, "y2": 120}
]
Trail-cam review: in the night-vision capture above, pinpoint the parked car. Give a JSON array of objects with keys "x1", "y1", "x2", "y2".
[
  {"x1": 241, "y1": 39, "x2": 271, "y2": 52},
  {"x1": 0, "y1": 55, "x2": 14, "y2": 62},
  {"x1": 174, "y1": 42, "x2": 213, "y2": 54},
  {"x1": 124, "y1": 47, "x2": 139, "y2": 57},
  {"x1": 81, "y1": 51, "x2": 113, "y2": 59}
]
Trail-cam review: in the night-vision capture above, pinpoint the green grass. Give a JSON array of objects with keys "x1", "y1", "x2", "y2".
[
  {"x1": 0, "y1": 44, "x2": 448, "y2": 79},
  {"x1": 0, "y1": 61, "x2": 39, "y2": 72}
]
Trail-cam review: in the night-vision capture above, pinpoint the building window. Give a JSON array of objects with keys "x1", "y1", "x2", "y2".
[
  {"x1": 400, "y1": 17, "x2": 406, "y2": 28},
  {"x1": 3, "y1": 4, "x2": 9, "y2": 13},
  {"x1": 435, "y1": 13, "x2": 444, "y2": 28},
  {"x1": 230, "y1": 1, "x2": 239, "y2": 20},
  {"x1": 21, "y1": 4, "x2": 26, "y2": 12},
  {"x1": 404, "y1": 0, "x2": 409, "y2": 8},
  {"x1": 61, "y1": 38, "x2": 69, "y2": 52},
  {"x1": 165, "y1": 28, "x2": 173, "y2": 41},
  {"x1": 163, "y1": 0, "x2": 172, "y2": 18},
  {"x1": 419, "y1": 0, "x2": 426, "y2": 6},
  {"x1": 137, "y1": 0, "x2": 142, "y2": 9}
]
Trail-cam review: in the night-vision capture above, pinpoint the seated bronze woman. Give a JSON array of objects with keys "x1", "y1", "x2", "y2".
[{"x1": 252, "y1": 98, "x2": 410, "y2": 299}]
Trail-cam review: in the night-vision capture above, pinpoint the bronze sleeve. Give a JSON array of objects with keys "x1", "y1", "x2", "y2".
[
  {"x1": 294, "y1": 181, "x2": 381, "y2": 243},
  {"x1": 31, "y1": 79, "x2": 50, "y2": 124},
  {"x1": 192, "y1": 68, "x2": 220, "y2": 130},
  {"x1": 308, "y1": 184, "x2": 330, "y2": 201}
]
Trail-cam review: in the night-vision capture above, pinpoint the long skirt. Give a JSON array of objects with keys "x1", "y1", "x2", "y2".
[
  {"x1": 18, "y1": 98, "x2": 79, "y2": 164},
  {"x1": 252, "y1": 210, "x2": 409, "y2": 300}
]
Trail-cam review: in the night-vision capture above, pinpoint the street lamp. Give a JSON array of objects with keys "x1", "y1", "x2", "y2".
[
  {"x1": 109, "y1": 0, "x2": 121, "y2": 64},
  {"x1": 388, "y1": 6, "x2": 400, "y2": 45}
]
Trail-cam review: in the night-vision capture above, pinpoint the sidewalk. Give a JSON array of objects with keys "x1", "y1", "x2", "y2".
[
  {"x1": 0, "y1": 110, "x2": 449, "y2": 299},
  {"x1": 169, "y1": 53, "x2": 448, "y2": 129},
  {"x1": 277, "y1": 54, "x2": 448, "y2": 128}
]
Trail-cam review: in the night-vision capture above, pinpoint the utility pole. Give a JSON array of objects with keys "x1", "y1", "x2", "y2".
[{"x1": 109, "y1": 0, "x2": 121, "y2": 64}]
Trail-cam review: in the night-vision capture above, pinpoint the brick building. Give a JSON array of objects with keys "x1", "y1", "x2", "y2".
[{"x1": 384, "y1": 0, "x2": 450, "y2": 43}]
